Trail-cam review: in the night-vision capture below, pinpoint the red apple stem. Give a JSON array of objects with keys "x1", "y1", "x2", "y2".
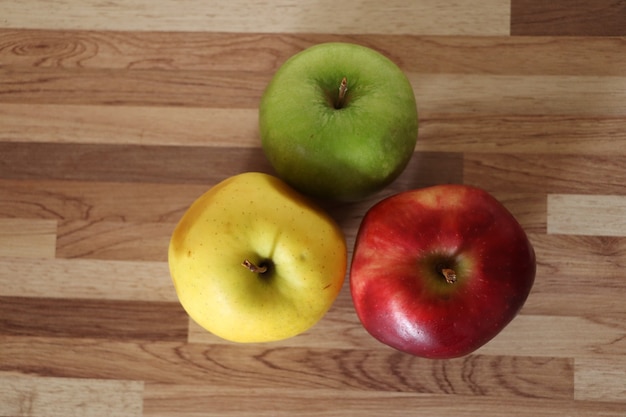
[
  {"x1": 242, "y1": 259, "x2": 268, "y2": 274},
  {"x1": 336, "y1": 77, "x2": 348, "y2": 109},
  {"x1": 441, "y1": 268, "x2": 457, "y2": 284}
]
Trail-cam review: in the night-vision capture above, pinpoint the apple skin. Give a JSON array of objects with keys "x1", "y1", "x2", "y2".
[
  {"x1": 259, "y1": 42, "x2": 418, "y2": 201},
  {"x1": 350, "y1": 184, "x2": 536, "y2": 359},
  {"x1": 168, "y1": 172, "x2": 347, "y2": 343}
]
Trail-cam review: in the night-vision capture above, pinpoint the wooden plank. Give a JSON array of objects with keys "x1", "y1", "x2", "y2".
[
  {"x1": 0, "y1": 218, "x2": 56, "y2": 259},
  {"x1": 547, "y1": 194, "x2": 626, "y2": 237},
  {"x1": 463, "y1": 153, "x2": 626, "y2": 195},
  {"x1": 0, "y1": 178, "x2": 205, "y2": 223},
  {"x1": 0, "y1": 103, "x2": 260, "y2": 147},
  {"x1": 0, "y1": 68, "x2": 267, "y2": 108},
  {"x1": 56, "y1": 220, "x2": 173, "y2": 262},
  {"x1": 524, "y1": 234, "x2": 626, "y2": 316},
  {"x1": 4, "y1": 103, "x2": 625, "y2": 157},
  {"x1": 412, "y1": 74, "x2": 626, "y2": 117},
  {"x1": 3, "y1": 70, "x2": 626, "y2": 117},
  {"x1": 0, "y1": 257, "x2": 175, "y2": 302},
  {"x1": 511, "y1": 0, "x2": 626, "y2": 36},
  {"x1": 0, "y1": 143, "x2": 274, "y2": 184},
  {"x1": 418, "y1": 114, "x2": 626, "y2": 155},
  {"x1": 0, "y1": 335, "x2": 573, "y2": 399},
  {"x1": 491, "y1": 192, "x2": 546, "y2": 234},
  {"x1": 0, "y1": 143, "x2": 463, "y2": 198},
  {"x1": 0, "y1": 0, "x2": 510, "y2": 35},
  {"x1": 189, "y1": 294, "x2": 626, "y2": 359},
  {"x1": 575, "y1": 356, "x2": 626, "y2": 403},
  {"x1": 0, "y1": 296, "x2": 188, "y2": 341},
  {"x1": 475, "y1": 315, "x2": 626, "y2": 358},
  {"x1": 3, "y1": 31, "x2": 626, "y2": 76},
  {"x1": 0, "y1": 373, "x2": 143, "y2": 417},
  {"x1": 143, "y1": 386, "x2": 626, "y2": 417}
]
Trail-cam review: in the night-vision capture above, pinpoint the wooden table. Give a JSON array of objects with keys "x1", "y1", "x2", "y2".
[{"x1": 1, "y1": 1, "x2": 625, "y2": 416}]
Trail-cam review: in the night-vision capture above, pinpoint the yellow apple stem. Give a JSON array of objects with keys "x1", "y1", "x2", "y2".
[
  {"x1": 242, "y1": 259, "x2": 268, "y2": 274},
  {"x1": 336, "y1": 77, "x2": 348, "y2": 109},
  {"x1": 441, "y1": 268, "x2": 457, "y2": 284}
]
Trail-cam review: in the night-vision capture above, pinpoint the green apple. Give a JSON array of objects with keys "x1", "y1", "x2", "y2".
[
  {"x1": 168, "y1": 172, "x2": 347, "y2": 343},
  {"x1": 259, "y1": 42, "x2": 418, "y2": 201}
]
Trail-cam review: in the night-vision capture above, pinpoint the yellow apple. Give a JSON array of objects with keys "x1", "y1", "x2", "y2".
[{"x1": 168, "y1": 172, "x2": 347, "y2": 343}]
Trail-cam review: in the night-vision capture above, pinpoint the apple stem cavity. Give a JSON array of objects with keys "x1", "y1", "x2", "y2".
[
  {"x1": 242, "y1": 259, "x2": 268, "y2": 274},
  {"x1": 441, "y1": 268, "x2": 457, "y2": 284},
  {"x1": 335, "y1": 77, "x2": 348, "y2": 109}
]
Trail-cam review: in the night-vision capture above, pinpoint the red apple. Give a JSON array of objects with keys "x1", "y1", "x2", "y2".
[{"x1": 350, "y1": 184, "x2": 536, "y2": 359}]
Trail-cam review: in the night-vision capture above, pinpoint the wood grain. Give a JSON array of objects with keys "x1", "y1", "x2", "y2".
[
  {"x1": 0, "y1": 257, "x2": 174, "y2": 301},
  {"x1": 1, "y1": 1, "x2": 510, "y2": 35},
  {"x1": 0, "y1": 218, "x2": 56, "y2": 259},
  {"x1": 547, "y1": 194, "x2": 626, "y2": 237},
  {"x1": 1, "y1": 2, "x2": 625, "y2": 416},
  {"x1": 2, "y1": 31, "x2": 625, "y2": 76},
  {"x1": 0, "y1": 374, "x2": 143, "y2": 417},
  {"x1": 512, "y1": 0, "x2": 626, "y2": 36}
]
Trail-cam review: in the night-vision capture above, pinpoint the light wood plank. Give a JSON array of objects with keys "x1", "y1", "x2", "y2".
[
  {"x1": 1, "y1": 0, "x2": 510, "y2": 36},
  {"x1": 547, "y1": 194, "x2": 626, "y2": 237},
  {"x1": 0, "y1": 257, "x2": 175, "y2": 301},
  {"x1": 0, "y1": 218, "x2": 56, "y2": 259},
  {"x1": 0, "y1": 103, "x2": 259, "y2": 147},
  {"x1": 524, "y1": 234, "x2": 625, "y2": 316},
  {"x1": 475, "y1": 315, "x2": 626, "y2": 358},
  {"x1": 0, "y1": 373, "x2": 143, "y2": 417},
  {"x1": 575, "y1": 357, "x2": 626, "y2": 403},
  {"x1": 413, "y1": 74, "x2": 626, "y2": 117}
]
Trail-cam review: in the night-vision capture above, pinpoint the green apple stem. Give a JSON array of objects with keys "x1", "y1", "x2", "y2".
[
  {"x1": 335, "y1": 77, "x2": 348, "y2": 109},
  {"x1": 242, "y1": 259, "x2": 268, "y2": 274},
  {"x1": 441, "y1": 268, "x2": 457, "y2": 284}
]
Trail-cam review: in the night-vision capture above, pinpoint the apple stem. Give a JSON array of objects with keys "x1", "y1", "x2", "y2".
[
  {"x1": 242, "y1": 259, "x2": 268, "y2": 274},
  {"x1": 441, "y1": 268, "x2": 457, "y2": 284},
  {"x1": 336, "y1": 77, "x2": 348, "y2": 109}
]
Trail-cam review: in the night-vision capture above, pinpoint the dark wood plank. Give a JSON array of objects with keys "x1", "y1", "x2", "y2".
[
  {"x1": 419, "y1": 114, "x2": 626, "y2": 155},
  {"x1": 143, "y1": 387, "x2": 626, "y2": 417},
  {"x1": 0, "y1": 178, "x2": 205, "y2": 223},
  {"x1": 511, "y1": 0, "x2": 626, "y2": 36},
  {"x1": 0, "y1": 68, "x2": 267, "y2": 107},
  {"x1": 0, "y1": 142, "x2": 463, "y2": 197},
  {"x1": 0, "y1": 142, "x2": 274, "y2": 184},
  {"x1": 463, "y1": 153, "x2": 626, "y2": 194},
  {"x1": 0, "y1": 297, "x2": 188, "y2": 341}
]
